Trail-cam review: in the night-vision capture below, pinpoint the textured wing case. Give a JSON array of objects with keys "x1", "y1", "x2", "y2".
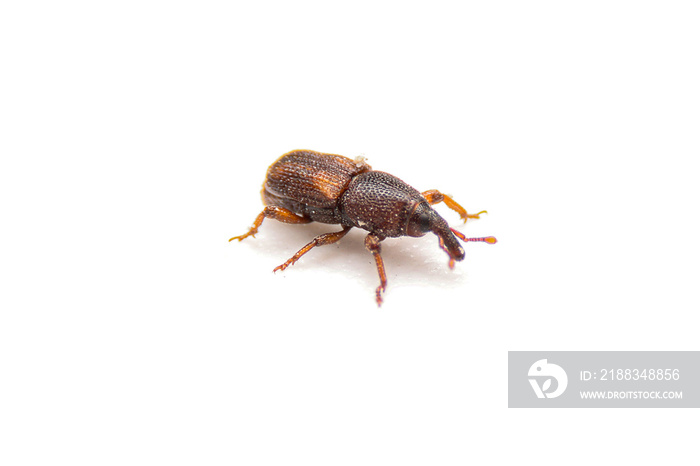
[{"x1": 263, "y1": 150, "x2": 371, "y2": 211}]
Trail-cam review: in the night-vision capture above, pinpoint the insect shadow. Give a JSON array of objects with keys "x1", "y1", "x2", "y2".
[{"x1": 241, "y1": 219, "x2": 468, "y2": 291}]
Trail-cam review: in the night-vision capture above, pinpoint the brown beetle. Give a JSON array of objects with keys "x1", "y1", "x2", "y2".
[{"x1": 229, "y1": 150, "x2": 496, "y2": 305}]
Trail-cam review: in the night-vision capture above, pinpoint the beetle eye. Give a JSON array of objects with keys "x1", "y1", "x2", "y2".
[
  {"x1": 417, "y1": 212, "x2": 431, "y2": 232},
  {"x1": 407, "y1": 205, "x2": 434, "y2": 237}
]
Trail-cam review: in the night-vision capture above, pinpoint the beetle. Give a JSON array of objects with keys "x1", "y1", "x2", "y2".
[{"x1": 229, "y1": 149, "x2": 496, "y2": 305}]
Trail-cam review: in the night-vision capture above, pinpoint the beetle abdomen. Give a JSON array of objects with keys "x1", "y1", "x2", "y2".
[{"x1": 263, "y1": 150, "x2": 371, "y2": 210}]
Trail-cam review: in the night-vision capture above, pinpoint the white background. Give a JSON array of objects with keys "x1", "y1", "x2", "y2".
[{"x1": 1, "y1": 1, "x2": 699, "y2": 464}]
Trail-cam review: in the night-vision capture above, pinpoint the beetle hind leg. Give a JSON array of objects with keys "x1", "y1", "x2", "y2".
[
  {"x1": 365, "y1": 233, "x2": 387, "y2": 306},
  {"x1": 229, "y1": 206, "x2": 312, "y2": 242},
  {"x1": 273, "y1": 226, "x2": 352, "y2": 272},
  {"x1": 421, "y1": 189, "x2": 487, "y2": 223}
]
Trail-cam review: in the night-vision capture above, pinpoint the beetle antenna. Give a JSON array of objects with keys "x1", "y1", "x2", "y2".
[
  {"x1": 466, "y1": 236, "x2": 498, "y2": 244},
  {"x1": 450, "y1": 228, "x2": 497, "y2": 244}
]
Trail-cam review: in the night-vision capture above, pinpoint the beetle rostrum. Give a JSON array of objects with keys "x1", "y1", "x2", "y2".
[{"x1": 229, "y1": 149, "x2": 497, "y2": 305}]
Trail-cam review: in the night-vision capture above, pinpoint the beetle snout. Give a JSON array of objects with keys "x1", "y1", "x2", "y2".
[
  {"x1": 430, "y1": 216, "x2": 466, "y2": 262},
  {"x1": 441, "y1": 232, "x2": 466, "y2": 261}
]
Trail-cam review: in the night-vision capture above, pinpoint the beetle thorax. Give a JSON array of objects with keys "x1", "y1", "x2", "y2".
[{"x1": 339, "y1": 171, "x2": 424, "y2": 237}]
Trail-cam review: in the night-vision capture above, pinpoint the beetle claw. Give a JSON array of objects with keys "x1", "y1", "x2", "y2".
[
  {"x1": 375, "y1": 286, "x2": 385, "y2": 306},
  {"x1": 273, "y1": 260, "x2": 292, "y2": 273},
  {"x1": 229, "y1": 228, "x2": 258, "y2": 242},
  {"x1": 461, "y1": 210, "x2": 487, "y2": 222}
]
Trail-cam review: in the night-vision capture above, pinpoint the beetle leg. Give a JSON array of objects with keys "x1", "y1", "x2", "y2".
[
  {"x1": 437, "y1": 234, "x2": 457, "y2": 270},
  {"x1": 365, "y1": 233, "x2": 387, "y2": 306},
  {"x1": 273, "y1": 226, "x2": 352, "y2": 273},
  {"x1": 229, "y1": 206, "x2": 312, "y2": 242},
  {"x1": 421, "y1": 189, "x2": 487, "y2": 223}
]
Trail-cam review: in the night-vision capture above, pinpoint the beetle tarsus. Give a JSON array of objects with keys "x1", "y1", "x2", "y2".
[
  {"x1": 375, "y1": 286, "x2": 385, "y2": 306},
  {"x1": 422, "y1": 190, "x2": 486, "y2": 223},
  {"x1": 465, "y1": 210, "x2": 488, "y2": 221},
  {"x1": 273, "y1": 261, "x2": 291, "y2": 273},
  {"x1": 365, "y1": 233, "x2": 387, "y2": 306},
  {"x1": 229, "y1": 206, "x2": 312, "y2": 242},
  {"x1": 229, "y1": 227, "x2": 259, "y2": 242}
]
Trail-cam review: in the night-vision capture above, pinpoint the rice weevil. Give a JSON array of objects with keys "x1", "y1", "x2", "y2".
[{"x1": 229, "y1": 149, "x2": 496, "y2": 305}]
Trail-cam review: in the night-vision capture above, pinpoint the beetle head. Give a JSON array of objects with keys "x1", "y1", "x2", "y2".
[
  {"x1": 405, "y1": 202, "x2": 434, "y2": 238},
  {"x1": 407, "y1": 203, "x2": 466, "y2": 263}
]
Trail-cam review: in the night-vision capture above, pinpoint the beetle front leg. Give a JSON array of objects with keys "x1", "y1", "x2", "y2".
[
  {"x1": 365, "y1": 233, "x2": 387, "y2": 306},
  {"x1": 421, "y1": 189, "x2": 487, "y2": 223},
  {"x1": 229, "y1": 205, "x2": 312, "y2": 242},
  {"x1": 274, "y1": 226, "x2": 352, "y2": 272}
]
